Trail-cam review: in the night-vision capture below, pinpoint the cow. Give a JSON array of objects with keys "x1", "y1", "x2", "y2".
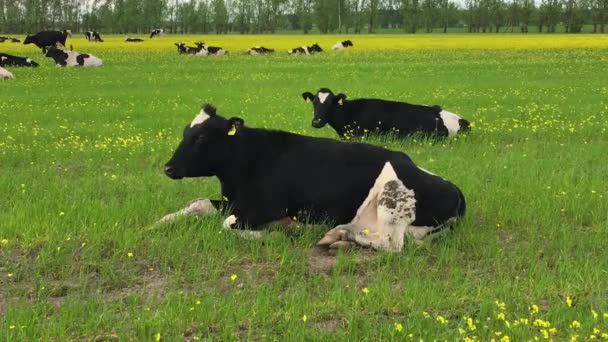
[
  {"x1": 332, "y1": 40, "x2": 353, "y2": 50},
  {"x1": 301, "y1": 88, "x2": 470, "y2": 140},
  {"x1": 125, "y1": 37, "x2": 144, "y2": 42},
  {"x1": 288, "y1": 43, "x2": 323, "y2": 55},
  {"x1": 150, "y1": 29, "x2": 165, "y2": 38},
  {"x1": 0, "y1": 53, "x2": 39, "y2": 67},
  {"x1": 23, "y1": 30, "x2": 71, "y2": 53},
  {"x1": 194, "y1": 42, "x2": 227, "y2": 55},
  {"x1": 175, "y1": 42, "x2": 201, "y2": 55},
  {"x1": 0, "y1": 37, "x2": 20, "y2": 43},
  {"x1": 44, "y1": 45, "x2": 102, "y2": 67},
  {"x1": 247, "y1": 46, "x2": 274, "y2": 55},
  {"x1": 0, "y1": 66, "x2": 14, "y2": 79},
  {"x1": 85, "y1": 31, "x2": 103, "y2": 42},
  {"x1": 158, "y1": 104, "x2": 466, "y2": 252}
]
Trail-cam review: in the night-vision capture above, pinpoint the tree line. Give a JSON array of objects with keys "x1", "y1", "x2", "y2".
[{"x1": 0, "y1": 0, "x2": 606, "y2": 34}]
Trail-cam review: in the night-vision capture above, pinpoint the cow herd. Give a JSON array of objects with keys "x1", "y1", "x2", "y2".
[{"x1": 3, "y1": 29, "x2": 472, "y2": 253}]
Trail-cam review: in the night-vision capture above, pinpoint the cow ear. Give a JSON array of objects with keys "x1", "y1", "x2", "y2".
[
  {"x1": 226, "y1": 117, "x2": 244, "y2": 136},
  {"x1": 302, "y1": 92, "x2": 314, "y2": 103},
  {"x1": 336, "y1": 93, "x2": 347, "y2": 106}
]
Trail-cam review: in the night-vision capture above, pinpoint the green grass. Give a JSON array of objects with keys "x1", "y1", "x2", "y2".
[{"x1": 1, "y1": 35, "x2": 607, "y2": 341}]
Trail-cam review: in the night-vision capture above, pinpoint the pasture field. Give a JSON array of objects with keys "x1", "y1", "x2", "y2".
[{"x1": 1, "y1": 34, "x2": 608, "y2": 341}]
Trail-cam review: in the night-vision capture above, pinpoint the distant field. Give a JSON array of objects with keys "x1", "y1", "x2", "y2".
[{"x1": 1, "y1": 35, "x2": 607, "y2": 340}]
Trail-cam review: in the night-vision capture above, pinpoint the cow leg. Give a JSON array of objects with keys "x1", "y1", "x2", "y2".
[
  {"x1": 318, "y1": 162, "x2": 416, "y2": 252},
  {"x1": 155, "y1": 198, "x2": 220, "y2": 225},
  {"x1": 222, "y1": 215, "x2": 298, "y2": 240}
]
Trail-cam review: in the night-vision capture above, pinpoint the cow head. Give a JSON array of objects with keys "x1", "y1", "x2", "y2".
[
  {"x1": 310, "y1": 43, "x2": 323, "y2": 52},
  {"x1": 343, "y1": 40, "x2": 353, "y2": 47},
  {"x1": 175, "y1": 42, "x2": 187, "y2": 53},
  {"x1": 302, "y1": 88, "x2": 347, "y2": 128},
  {"x1": 23, "y1": 35, "x2": 36, "y2": 45},
  {"x1": 44, "y1": 45, "x2": 67, "y2": 61},
  {"x1": 164, "y1": 104, "x2": 244, "y2": 179}
]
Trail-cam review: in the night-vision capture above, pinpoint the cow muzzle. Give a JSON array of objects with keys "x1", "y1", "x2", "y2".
[
  {"x1": 164, "y1": 165, "x2": 183, "y2": 179},
  {"x1": 311, "y1": 118, "x2": 326, "y2": 128}
]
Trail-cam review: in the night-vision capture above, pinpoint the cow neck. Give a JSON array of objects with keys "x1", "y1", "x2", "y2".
[
  {"x1": 215, "y1": 128, "x2": 265, "y2": 187},
  {"x1": 327, "y1": 104, "x2": 350, "y2": 136}
]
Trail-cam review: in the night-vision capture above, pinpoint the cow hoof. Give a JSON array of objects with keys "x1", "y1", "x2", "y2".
[
  {"x1": 328, "y1": 240, "x2": 355, "y2": 250},
  {"x1": 317, "y1": 227, "x2": 348, "y2": 247}
]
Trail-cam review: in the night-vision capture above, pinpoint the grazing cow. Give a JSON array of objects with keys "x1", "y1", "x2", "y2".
[
  {"x1": 125, "y1": 37, "x2": 144, "y2": 42},
  {"x1": 150, "y1": 29, "x2": 165, "y2": 38},
  {"x1": 194, "y1": 42, "x2": 227, "y2": 55},
  {"x1": 0, "y1": 53, "x2": 39, "y2": 67},
  {"x1": 158, "y1": 104, "x2": 466, "y2": 252},
  {"x1": 0, "y1": 66, "x2": 14, "y2": 79},
  {"x1": 175, "y1": 42, "x2": 201, "y2": 55},
  {"x1": 247, "y1": 46, "x2": 274, "y2": 55},
  {"x1": 23, "y1": 30, "x2": 71, "y2": 53},
  {"x1": 332, "y1": 40, "x2": 354, "y2": 50},
  {"x1": 302, "y1": 88, "x2": 470, "y2": 139},
  {"x1": 288, "y1": 43, "x2": 323, "y2": 55},
  {"x1": 85, "y1": 31, "x2": 103, "y2": 42},
  {"x1": 44, "y1": 45, "x2": 102, "y2": 67}
]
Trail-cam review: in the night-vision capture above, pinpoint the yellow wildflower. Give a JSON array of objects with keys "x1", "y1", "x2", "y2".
[
  {"x1": 570, "y1": 320, "x2": 581, "y2": 329},
  {"x1": 394, "y1": 322, "x2": 403, "y2": 332},
  {"x1": 127, "y1": 252, "x2": 133, "y2": 258},
  {"x1": 566, "y1": 296, "x2": 573, "y2": 307},
  {"x1": 592, "y1": 309, "x2": 599, "y2": 319},
  {"x1": 302, "y1": 314, "x2": 307, "y2": 322},
  {"x1": 570, "y1": 335, "x2": 578, "y2": 342},
  {"x1": 495, "y1": 301, "x2": 506, "y2": 311},
  {"x1": 501, "y1": 336, "x2": 510, "y2": 342},
  {"x1": 362, "y1": 229, "x2": 369, "y2": 235},
  {"x1": 530, "y1": 304, "x2": 540, "y2": 314},
  {"x1": 496, "y1": 312, "x2": 505, "y2": 320},
  {"x1": 1, "y1": 239, "x2": 8, "y2": 245},
  {"x1": 541, "y1": 329, "x2": 549, "y2": 339},
  {"x1": 9, "y1": 325, "x2": 15, "y2": 329},
  {"x1": 154, "y1": 333, "x2": 161, "y2": 341},
  {"x1": 436, "y1": 315, "x2": 448, "y2": 324},
  {"x1": 362, "y1": 287, "x2": 369, "y2": 295},
  {"x1": 422, "y1": 311, "x2": 430, "y2": 318},
  {"x1": 230, "y1": 274, "x2": 237, "y2": 281}
]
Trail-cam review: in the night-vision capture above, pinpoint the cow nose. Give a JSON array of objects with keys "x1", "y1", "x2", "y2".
[
  {"x1": 312, "y1": 118, "x2": 324, "y2": 128},
  {"x1": 164, "y1": 165, "x2": 176, "y2": 177}
]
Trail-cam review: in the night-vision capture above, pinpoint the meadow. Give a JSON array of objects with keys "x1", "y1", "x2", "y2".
[{"x1": 1, "y1": 34, "x2": 608, "y2": 341}]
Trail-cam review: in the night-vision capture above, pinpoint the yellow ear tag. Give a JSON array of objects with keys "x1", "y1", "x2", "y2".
[
  {"x1": 338, "y1": 99, "x2": 344, "y2": 106},
  {"x1": 306, "y1": 98, "x2": 311, "y2": 103},
  {"x1": 227, "y1": 126, "x2": 237, "y2": 136}
]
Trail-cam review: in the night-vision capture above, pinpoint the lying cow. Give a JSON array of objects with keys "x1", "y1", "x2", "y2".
[
  {"x1": 0, "y1": 53, "x2": 39, "y2": 67},
  {"x1": 23, "y1": 30, "x2": 71, "y2": 53},
  {"x1": 332, "y1": 40, "x2": 353, "y2": 50},
  {"x1": 150, "y1": 29, "x2": 164, "y2": 38},
  {"x1": 0, "y1": 37, "x2": 20, "y2": 43},
  {"x1": 175, "y1": 42, "x2": 201, "y2": 55},
  {"x1": 45, "y1": 45, "x2": 102, "y2": 67},
  {"x1": 302, "y1": 88, "x2": 470, "y2": 139},
  {"x1": 125, "y1": 37, "x2": 144, "y2": 42},
  {"x1": 247, "y1": 46, "x2": 274, "y2": 55},
  {"x1": 288, "y1": 43, "x2": 323, "y2": 55},
  {"x1": 194, "y1": 42, "x2": 228, "y2": 55},
  {"x1": 158, "y1": 104, "x2": 466, "y2": 252},
  {"x1": 85, "y1": 31, "x2": 103, "y2": 42},
  {"x1": 0, "y1": 66, "x2": 14, "y2": 79}
]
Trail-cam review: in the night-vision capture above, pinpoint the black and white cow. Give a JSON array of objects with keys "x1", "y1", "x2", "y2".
[
  {"x1": 332, "y1": 40, "x2": 353, "y2": 50},
  {"x1": 194, "y1": 42, "x2": 227, "y2": 55},
  {"x1": 175, "y1": 42, "x2": 201, "y2": 55},
  {"x1": 0, "y1": 53, "x2": 39, "y2": 67},
  {"x1": 150, "y1": 29, "x2": 165, "y2": 38},
  {"x1": 23, "y1": 30, "x2": 71, "y2": 53},
  {"x1": 288, "y1": 43, "x2": 323, "y2": 55},
  {"x1": 0, "y1": 37, "x2": 20, "y2": 43},
  {"x1": 85, "y1": 31, "x2": 103, "y2": 42},
  {"x1": 247, "y1": 46, "x2": 274, "y2": 55},
  {"x1": 44, "y1": 45, "x2": 102, "y2": 67},
  {"x1": 125, "y1": 37, "x2": 144, "y2": 42},
  {"x1": 302, "y1": 88, "x2": 470, "y2": 139},
  {"x1": 158, "y1": 104, "x2": 466, "y2": 251},
  {"x1": 0, "y1": 66, "x2": 14, "y2": 79}
]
